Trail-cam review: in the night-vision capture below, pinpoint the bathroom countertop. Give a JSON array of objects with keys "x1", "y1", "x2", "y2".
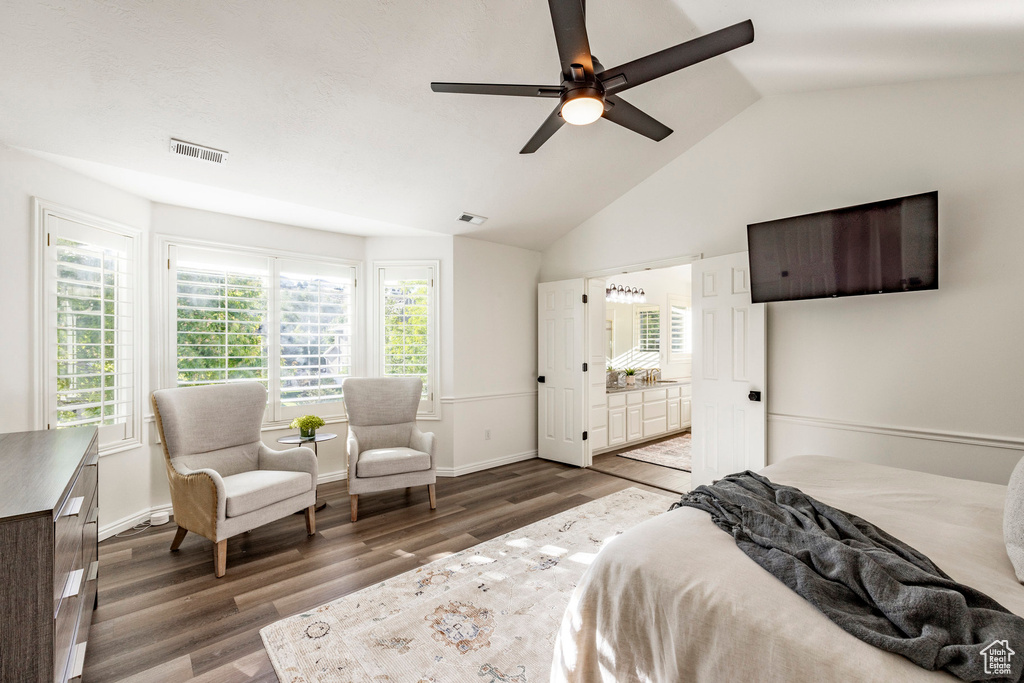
[{"x1": 605, "y1": 379, "x2": 691, "y2": 395}]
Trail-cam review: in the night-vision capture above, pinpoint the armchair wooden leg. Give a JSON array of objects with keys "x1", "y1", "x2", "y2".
[
  {"x1": 350, "y1": 494, "x2": 358, "y2": 523},
  {"x1": 214, "y1": 539, "x2": 227, "y2": 578},
  {"x1": 170, "y1": 526, "x2": 188, "y2": 551},
  {"x1": 305, "y1": 505, "x2": 316, "y2": 536},
  {"x1": 428, "y1": 484, "x2": 436, "y2": 510}
]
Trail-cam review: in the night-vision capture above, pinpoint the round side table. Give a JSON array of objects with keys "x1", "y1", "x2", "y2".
[{"x1": 279, "y1": 432, "x2": 337, "y2": 512}]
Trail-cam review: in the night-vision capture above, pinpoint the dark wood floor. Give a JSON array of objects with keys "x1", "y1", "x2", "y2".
[
  {"x1": 83, "y1": 457, "x2": 683, "y2": 683},
  {"x1": 590, "y1": 430, "x2": 692, "y2": 494}
]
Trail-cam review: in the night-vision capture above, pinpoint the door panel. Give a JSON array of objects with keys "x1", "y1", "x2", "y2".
[
  {"x1": 538, "y1": 279, "x2": 587, "y2": 466},
  {"x1": 626, "y1": 405, "x2": 642, "y2": 442},
  {"x1": 691, "y1": 252, "x2": 766, "y2": 486},
  {"x1": 608, "y1": 407, "x2": 626, "y2": 446},
  {"x1": 586, "y1": 278, "x2": 607, "y2": 459}
]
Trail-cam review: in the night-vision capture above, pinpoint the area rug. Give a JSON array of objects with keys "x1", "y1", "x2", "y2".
[
  {"x1": 260, "y1": 487, "x2": 672, "y2": 682},
  {"x1": 617, "y1": 432, "x2": 692, "y2": 472}
]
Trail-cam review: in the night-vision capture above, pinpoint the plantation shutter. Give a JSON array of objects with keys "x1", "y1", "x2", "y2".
[
  {"x1": 278, "y1": 259, "x2": 355, "y2": 419},
  {"x1": 378, "y1": 265, "x2": 434, "y2": 404},
  {"x1": 46, "y1": 215, "x2": 138, "y2": 448},
  {"x1": 637, "y1": 309, "x2": 660, "y2": 352},
  {"x1": 669, "y1": 302, "x2": 692, "y2": 359},
  {"x1": 172, "y1": 246, "x2": 271, "y2": 389}
]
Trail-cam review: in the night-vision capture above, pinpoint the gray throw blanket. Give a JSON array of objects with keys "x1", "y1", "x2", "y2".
[{"x1": 674, "y1": 471, "x2": 1024, "y2": 682}]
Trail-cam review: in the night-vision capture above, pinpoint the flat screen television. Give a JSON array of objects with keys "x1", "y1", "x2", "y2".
[{"x1": 746, "y1": 191, "x2": 938, "y2": 304}]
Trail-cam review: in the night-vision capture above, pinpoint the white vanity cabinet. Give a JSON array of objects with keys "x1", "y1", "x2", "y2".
[{"x1": 600, "y1": 382, "x2": 691, "y2": 453}]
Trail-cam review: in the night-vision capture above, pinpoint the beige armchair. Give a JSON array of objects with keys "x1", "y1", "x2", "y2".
[
  {"x1": 343, "y1": 377, "x2": 437, "y2": 522},
  {"x1": 151, "y1": 382, "x2": 317, "y2": 577}
]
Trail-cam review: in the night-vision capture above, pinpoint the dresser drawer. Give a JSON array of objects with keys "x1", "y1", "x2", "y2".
[
  {"x1": 54, "y1": 567, "x2": 85, "y2": 682},
  {"x1": 626, "y1": 392, "x2": 643, "y2": 405},
  {"x1": 54, "y1": 463, "x2": 96, "y2": 616},
  {"x1": 643, "y1": 388, "x2": 668, "y2": 402},
  {"x1": 607, "y1": 394, "x2": 627, "y2": 408}
]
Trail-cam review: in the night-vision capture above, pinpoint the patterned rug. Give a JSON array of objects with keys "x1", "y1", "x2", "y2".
[
  {"x1": 617, "y1": 432, "x2": 692, "y2": 472},
  {"x1": 260, "y1": 488, "x2": 672, "y2": 682}
]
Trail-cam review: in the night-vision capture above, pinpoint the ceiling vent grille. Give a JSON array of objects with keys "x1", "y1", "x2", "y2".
[
  {"x1": 458, "y1": 212, "x2": 487, "y2": 225},
  {"x1": 169, "y1": 138, "x2": 229, "y2": 164}
]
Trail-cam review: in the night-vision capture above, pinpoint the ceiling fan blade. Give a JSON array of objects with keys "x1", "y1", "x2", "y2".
[
  {"x1": 599, "y1": 20, "x2": 754, "y2": 94},
  {"x1": 431, "y1": 82, "x2": 563, "y2": 98},
  {"x1": 520, "y1": 104, "x2": 565, "y2": 154},
  {"x1": 602, "y1": 96, "x2": 673, "y2": 142},
  {"x1": 548, "y1": 0, "x2": 594, "y2": 80}
]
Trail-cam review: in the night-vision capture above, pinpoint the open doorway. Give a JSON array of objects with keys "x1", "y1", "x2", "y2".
[{"x1": 588, "y1": 264, "x2": 694, "y2": 494}]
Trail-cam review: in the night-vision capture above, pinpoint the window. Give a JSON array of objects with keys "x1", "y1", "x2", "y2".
[
  {"x1": 637, "y1": 308, "x2": 660, "y2": 353},
  {"x1": 278, "y1": 260, "x2": 355, "y2": 419},
  {"x1": 669, "y1": 296, "x2": 692, "y2": 361},
  {"x1": 167, "y1": 242, "x2": 358, "y2": 423},
  {"x1": 376, "y1": 263, "x2": 437, "y2": 417},
  {"x1": 38, "y1": 201, "x2": 142, "y2": 453}
]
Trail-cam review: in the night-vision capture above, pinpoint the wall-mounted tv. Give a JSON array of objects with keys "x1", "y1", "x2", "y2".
[{"x1": 747, "y1": 191, "x2": 938, "y2": 304}]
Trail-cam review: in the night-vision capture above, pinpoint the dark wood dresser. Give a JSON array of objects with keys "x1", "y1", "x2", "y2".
[{"x1": 0, "y1": 427, "x2": 99, "y2": 683}]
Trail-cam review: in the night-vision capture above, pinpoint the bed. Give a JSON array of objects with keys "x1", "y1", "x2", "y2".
[{"x1": 551, "y1": 455, "x2": 1023, "y2": 682}]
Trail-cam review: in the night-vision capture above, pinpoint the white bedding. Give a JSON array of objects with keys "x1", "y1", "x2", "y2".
[{"x1": 551, "y1": 455, "x2": 1022, "y2": 682}]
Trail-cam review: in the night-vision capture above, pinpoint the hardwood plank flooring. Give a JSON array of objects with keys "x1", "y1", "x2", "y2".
[
  {"x1": 590, "y1": 430, "x2": 693, "y2": 494},
  {"x1": 83, "y1": 457, "x2": 682, "y2": 682}
]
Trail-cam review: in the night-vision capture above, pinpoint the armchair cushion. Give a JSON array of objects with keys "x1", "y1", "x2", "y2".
[
  {"x1": 356, "y1": 447, "x2": 431, "y2": 478},
  {"x1": 222, "y1": 470, "x2": 312, "y2": 518}
]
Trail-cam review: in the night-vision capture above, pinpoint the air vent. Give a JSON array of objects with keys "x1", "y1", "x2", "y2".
[
  {"x1": 169, "y1": 138, "x2": 229, "y2": 164},
  {"x1": 458, "y1": 212, "x2": 487, "y2": 225}
]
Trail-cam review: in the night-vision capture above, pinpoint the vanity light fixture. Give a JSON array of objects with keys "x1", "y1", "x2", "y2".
[{"x1": 606, "y1": 284, "x2": 646, "y2": 304}]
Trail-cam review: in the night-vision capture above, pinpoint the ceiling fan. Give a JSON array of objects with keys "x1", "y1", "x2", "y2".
[{"x1": 430, "y1": 1, "x2": 754, "y2": 154}]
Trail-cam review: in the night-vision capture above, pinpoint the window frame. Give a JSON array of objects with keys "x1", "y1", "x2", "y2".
[
  {"x1": 634, "y1": 305, "x2": 661, "y2": 354},
  {"x1": 668, "y1": 294, "x2": 693, "y2": 363},
  {"x1": 373, "y1": 260, "x2": 440, "y2": 419},
  {"x1": 35, "y1": 198, "x2": 144, "y2": 456},
  {"x1": 159, "y1": 236, "x2": 362, "y2": 428}
]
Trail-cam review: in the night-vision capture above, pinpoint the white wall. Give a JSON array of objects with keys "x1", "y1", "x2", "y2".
[
  {"x1": 0, "y1": 144, "x2": 154, "y2": 529},
  {"x1": 542, "y1": 73, "x2": 1024, "y2": 484},
  {"x1": 451, "y1": 237, "x2": 542, "y2": 474}
]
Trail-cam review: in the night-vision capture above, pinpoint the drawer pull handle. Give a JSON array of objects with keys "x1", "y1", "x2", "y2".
[
  {"x1": 87, "y1": 507, "x2": 98, "y2": 525},
  {"x1": 64, "y1": 497, "x2": 84, "y2": 518},
  {"x1": 68, "y1": 641, "x2": 87, "y2": 680},
  {"x1": 88, "y1": 560, "x2": 99, "y2": 582},
  {"x1": 62, "y1": 568, "x2": 84, "y2": 600}
]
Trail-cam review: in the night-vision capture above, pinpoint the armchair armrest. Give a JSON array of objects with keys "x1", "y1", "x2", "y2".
[
  {"x1": 258, "y1": 444, "x2": 318, "y2": 483},
  {"x1": 410, "y1": 428, "x2": 436, "y2": 467},
  {"x1": 163, "y1": 461, "x2": 227, "y2": 541},
  {"x1": 346, "y1": 431, "x2": 361, "y2": 478}
]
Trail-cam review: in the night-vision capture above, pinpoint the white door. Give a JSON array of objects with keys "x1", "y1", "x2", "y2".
[
  {"x1": 691, "y1": 252, "x2": 767, "y2": 487},
  {"x1": 538, "y1": 279, "x2": 587, "y2": 466},
  {"x1": 585, "y1": 278, "x2": 607, "y2": 461}
]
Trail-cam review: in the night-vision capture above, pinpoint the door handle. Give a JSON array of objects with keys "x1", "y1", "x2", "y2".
[
  {"x1": 748, "y1": 390, "x2": 762, "y2": 402},
  {"x1": 538, "y1": 376, "x2": 546, "y2": 383}
]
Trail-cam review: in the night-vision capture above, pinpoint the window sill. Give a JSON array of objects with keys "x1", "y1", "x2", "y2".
[{"x1": 99, "y1": 438, "x2": 143, "y2": 458}]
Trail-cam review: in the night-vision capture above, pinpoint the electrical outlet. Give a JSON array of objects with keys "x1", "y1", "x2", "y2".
[{"x1": 484, "y1": 429, "x2": 491, "y2": 440}]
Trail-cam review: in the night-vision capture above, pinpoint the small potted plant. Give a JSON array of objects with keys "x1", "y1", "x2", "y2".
[
  {"x1": 290, "y1": 414, "x2": 326, "y2": 439},
  {"x1": 624, "y1": 368, "x2": 637, "y2": 386}
]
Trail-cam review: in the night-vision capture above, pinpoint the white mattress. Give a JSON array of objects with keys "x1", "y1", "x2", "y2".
[{"x1": 551, "y1": 455, "x2": 1021, "y2": 682}]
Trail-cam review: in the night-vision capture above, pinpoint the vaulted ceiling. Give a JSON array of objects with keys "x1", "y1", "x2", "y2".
[{"x1": 1, "y1": 1, "x2": 1022, "y2": 250}]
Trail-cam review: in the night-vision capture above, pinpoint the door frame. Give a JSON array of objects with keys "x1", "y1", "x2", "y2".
[{"x1": 579, "y1": 252, "x2": 702, "y2": 462}]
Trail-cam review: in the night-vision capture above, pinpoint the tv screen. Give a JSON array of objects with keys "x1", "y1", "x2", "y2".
[{"x1": 747, "y1": 191, "x2": 938, "y2": 304}]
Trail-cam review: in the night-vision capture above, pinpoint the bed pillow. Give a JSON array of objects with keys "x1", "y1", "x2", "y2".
[{"x1": 1004, "y1": 455, "x2": 1024, "y2": 582}]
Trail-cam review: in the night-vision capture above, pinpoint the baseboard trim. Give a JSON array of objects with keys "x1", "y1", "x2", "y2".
[
  {"x1": 769, "y1": 413, "x2": 1024, "y2": 452},
  {"x1": 99, "y1": 469, "x2": 349, "y2": 541},
  {"x1": 439, "y1": 391, "x2": 537, "y2": 405},
  {"x1": 437, "y1": 449, "x2": 538, "y2": 477}
]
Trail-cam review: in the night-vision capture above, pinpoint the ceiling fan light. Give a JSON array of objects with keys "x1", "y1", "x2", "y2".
[{"x1": 561, "y1": 96, "x2": 604, "y2": 126}]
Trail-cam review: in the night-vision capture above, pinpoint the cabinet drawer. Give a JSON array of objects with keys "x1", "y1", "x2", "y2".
[
  {"x1": 678, "y1": 383, "x2": 692, "y2": 397},
  {"x1": 607, "y1": 394, "x2": 627, "y2": 408},
  {"x1": 666, "y1": 386, "x2": 681, "y2": 398},
  {"x1": 54, "y1": 464, "x2": 96, "y2": 616},
  {"x1": 643, "y1": 401, "x2": 667, "y2": 420},
  {"x1": 643, "y1": 388, "x2": 668, "y2": 402},
  {"x1": 54, "y1": 569, "x2": 84, "y2": 682},
  {"x1": 626, "y1": 392, "x2": 643, "y2": 405}
]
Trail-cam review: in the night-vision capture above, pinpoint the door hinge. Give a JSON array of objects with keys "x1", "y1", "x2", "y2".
[
  {"x1": 582, "y1": 431, "x2": 588, "y2": 441},
  {"x1": 167, "y1": 257, "x2": 171, "y2": 270},
  {"x1": 47, "y1": 233, "x2": 51, "y2": 247},
  {"x1": 582, "y1": 293, "x2": 588, "y2": 304},
  {"x1": 582, "y1": 362, "x2": 588, "y2": 372}
]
